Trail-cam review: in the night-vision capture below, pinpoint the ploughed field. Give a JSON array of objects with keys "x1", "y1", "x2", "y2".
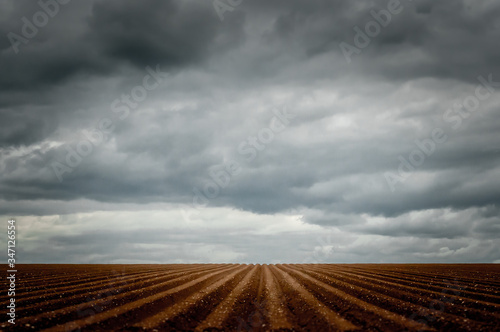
[{"x1": 1, "y1": 264, "x2": 500, "y2": 331}]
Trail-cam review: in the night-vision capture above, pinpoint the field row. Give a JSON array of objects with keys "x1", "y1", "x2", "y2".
[{"x1": 1, "y1": 264, "x2": 499, "y2": 331}]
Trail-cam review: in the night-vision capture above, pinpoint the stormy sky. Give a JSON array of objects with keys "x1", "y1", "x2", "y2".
[{"x1": 1, "y1": 0, "x2": 499, "y2": 263}]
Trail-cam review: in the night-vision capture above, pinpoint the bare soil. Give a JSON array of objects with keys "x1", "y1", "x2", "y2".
[{"x1": 1, "y1": 264, "x2": 499, "y2": 331}]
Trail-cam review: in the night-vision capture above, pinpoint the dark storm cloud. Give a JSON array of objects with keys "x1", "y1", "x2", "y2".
[
  {"x1": 0, "y1": 108, "x2": 59, "y2": 147},
  {"x1": 86, "y1": 0, "x2": 245, "y2": 69},
  {"x1": 249, "y1": 0, "x2": 500, "y2": 84},
  {"x1": 0, "y1": 0, "x2": 244, "y2": 144},
  {"x1": 355, "y1": 206, "x2": 500, "y2": 239},
  {"x1": 1, "y1": 0, "x2": 499, "y2": 263},
  {"x1": 0, "y1": 1, "x2": 104, "y2": 91},
  {"x1": 0, "y1": 0, "x2": 244, "y2": 91}
]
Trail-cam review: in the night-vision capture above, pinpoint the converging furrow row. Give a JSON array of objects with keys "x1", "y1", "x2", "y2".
[{"x1": 1, "y1": 264, "x2": 499, "y2": 331}]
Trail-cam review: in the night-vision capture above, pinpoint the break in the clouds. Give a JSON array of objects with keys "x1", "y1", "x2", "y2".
[{"x1": 0, "y1": 0, "x2": 499, "y2": 263}]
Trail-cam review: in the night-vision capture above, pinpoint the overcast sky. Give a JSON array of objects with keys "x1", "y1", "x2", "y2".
[{"x1": 1, "y1": 0, "x2": 499, "y2": 263}]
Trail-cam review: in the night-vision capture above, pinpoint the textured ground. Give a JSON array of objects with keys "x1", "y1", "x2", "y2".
[{"x1": 1, "y1": 264, "x2": 499, "y2": 331}]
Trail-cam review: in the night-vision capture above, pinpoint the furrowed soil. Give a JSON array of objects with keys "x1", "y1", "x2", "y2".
[{"x1": 1, "y1": 264, "x2": 499, "y2": 331}]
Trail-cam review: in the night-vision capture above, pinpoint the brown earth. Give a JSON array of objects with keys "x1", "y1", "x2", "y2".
[{"x1": 1, "y1": 264, "x2": 499, "y2": 331}]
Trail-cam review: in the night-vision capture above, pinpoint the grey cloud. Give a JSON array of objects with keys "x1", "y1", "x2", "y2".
[
  {"x1": 86, "y1": 0, "x2": 245, "y2": 69},
  {"x1": 8, "y1": 215, "x2": 499, "y2": 264},
  {"x1": 1, "y1": 0, "x2": 499, "y2": 263}
]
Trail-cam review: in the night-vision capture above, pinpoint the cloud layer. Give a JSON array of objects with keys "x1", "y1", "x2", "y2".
[{"x1": 0, "y1": 0, "x2": 499, "y2": 263}]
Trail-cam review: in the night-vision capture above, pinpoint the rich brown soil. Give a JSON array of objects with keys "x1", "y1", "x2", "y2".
[{"x1": 1, "y1": 264, "x2": 499, "y2": 331}]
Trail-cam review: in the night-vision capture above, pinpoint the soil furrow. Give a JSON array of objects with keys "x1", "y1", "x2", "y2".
[
  {"x1": 270, "y1": 265, "x2": 358, "y2": 331},
  {"x1": 1, "y1": 264, "x2": 498, "y2": 332}
]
